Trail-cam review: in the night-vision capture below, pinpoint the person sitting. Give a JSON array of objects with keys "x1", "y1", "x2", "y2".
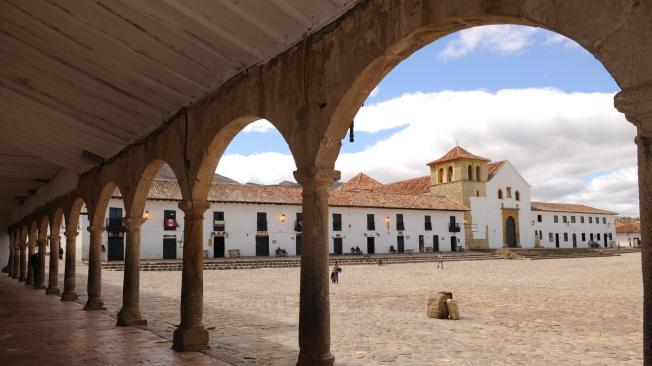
[
  {"x1": 355, "y1": 246, "x2": 361, "y2": 255},
  {"x1": 350, "y1": 247, "x2": 356, "y2": 254},
  {"x1": 389, "y1": 245, "x2": 396, "y2": 253},
  {"x1": 275, "y1": 247, "x2": 287, "y2": 257}
]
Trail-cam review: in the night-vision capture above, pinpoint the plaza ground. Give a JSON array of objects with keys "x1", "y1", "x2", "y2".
[{"x1": 5, "y1": 253, "x2": 643, "y2": 365}]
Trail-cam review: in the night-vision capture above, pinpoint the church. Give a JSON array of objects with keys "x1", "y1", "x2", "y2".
[{"x1": 80, "y1": 146, "x2": 617, "y2": 260}]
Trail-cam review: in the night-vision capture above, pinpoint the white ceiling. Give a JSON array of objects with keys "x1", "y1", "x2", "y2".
[{"x1": 0, "y1": 0, "x2": 361, "y2": 216}]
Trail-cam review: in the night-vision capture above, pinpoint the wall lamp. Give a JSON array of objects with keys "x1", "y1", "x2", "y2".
[
  {"x1": 279, "y1": 214, "x2": 287, "y2": 222},
  {"x1": 143, "y1": 210, "x2": 150, "y2": 221}
]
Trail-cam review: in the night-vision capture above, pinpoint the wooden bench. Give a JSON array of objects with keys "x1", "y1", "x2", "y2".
[
  {"x1": 405, "y1": 249, "x2": 416, "y2": 254},
  {"x1": 228, "y1": 249, "x2": 240, "y2": 258}
]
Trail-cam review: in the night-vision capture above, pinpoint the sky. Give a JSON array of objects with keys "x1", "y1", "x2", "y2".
[{"x1": 217, "y1": 25, "x2": 639, "y2": 217}]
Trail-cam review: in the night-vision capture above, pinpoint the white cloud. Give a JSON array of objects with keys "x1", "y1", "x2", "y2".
[
  {"x1": 216, "y1": 88, "x2": 639, "y2": 216},
  {"x1": 439, "y1": 25, "x2": 539, "y2": 60},
  {"x1": 241, "y1": 119, "x2": 275, "y2": 133},
  {"x1": 544, "y1": 33, "x2": 580, "y2": 49},
  {"x1": 216, "y1": 152, "x2": 296, "y2": 185}
]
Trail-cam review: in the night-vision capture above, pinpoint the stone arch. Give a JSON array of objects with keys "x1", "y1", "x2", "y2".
[
  {"x1": 91, "y1": 182, "x2": 123, "y2": 228},
  {"x1": 66, "y1": 197, "x2": 87, "y2": 232},
  {"x1": 447, "y1": 166, "x2": 453, "y2": 182},
  {"x1": 51, "y1": 207, "x2": 65, "y2": 238},
  {"x1": 128, "y1": 159, "x2": 187, "y2": 219},
  {"x1": 191, "y1": 115, "x2": 297, "y2": 201},
  {"x1": 324, "y1": 1, "x2": 652, "y2": 152},
  {"x1": 476, "y1": 166, "x2": 481, "y2": 182},
  {"x1": 39, "y1": 215, "x2": 50, "y2": 240},
  {"x1": 467, "y1": 165, "x2": 473, "y2": 181}
]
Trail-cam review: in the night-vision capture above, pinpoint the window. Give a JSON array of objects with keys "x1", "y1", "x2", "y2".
[
  {"x1": 468, "y1": 165, "x2": 473, "y2": 180},
  {"x1": 549, "y1": 233, "x2": 553, "y2": 242},
  {"x1": 581, "y1": 216, "x2": 585, "y2": 224},
  {"x1": 562, "y1": 216, "x2": 567, "y2": 223},
  {"x1": 571, "y1": 216, "x2": 576, "y2": 223},
  {"x1": 332, "y1": 213, "x2": 342, "y2": 231},
  {"x1": 590, "y1": 233, "x2": 594, "y2": 241},
  {"x1": 602, "y1": 217, "x2": 606, "y2": 224},
  {"x1": 108, "y1": 207, "x2": 124, "y2": 233},
  {"x1": 563, "y1": 233, "x2": 568, "y2": 241},
  {"x1": 554, "y1": 215, "x2": 558, "y2": 223},
  {"x1": 515, "y1": 191, "x2": 520, "y2": 201},
  {"x1": 595, "y1": 216, "x2": 599, "y2": 224},
  {"x1": 597, "y1": 233, "x2": 601, "y2": 241},
  {"x1": 537, "y1": 215, "x2": 542, "y2": 222},
  {"x1": 589, "y1": 217, "x2": 593, "y2": 224},
  {"x1": 476, "y1": 166, "x2": 481, "y2": 181},
  {"x1": 506, "y1": 187, "x2": 512, "y2": 198},
  {"x1": 438, "y1": 168, "x2": 444, "y2": 183},
  {"x1": 447, "y1": 166, "x2": 453, "y2": 182},
  {"x1": 538, "y1": 230, "x2": 542, "y2": 240},
  {"x1": 257, "y1": 212, "x2": 268, "y2": 231},
  {"x1": 213, "y1": 211, "x2": 225, "y2": 231},
  {"x1": 366, "y1": 214, "x2": 375, "y2": 231},
  {"x1": 424, "y1": 215, "x2": 432, "y2": 231},
  {"x1": 582, "y1": 233, "x2": 586, "y2": 241},
  {"x1": 498, "y1": 189, "x2": 503, "y2": 199},
  {"x1": 163, "y1": 210, "x2": 177, "y2": 231},
  {"x1": 396, "y1": 214, "x2": 405, "y2": 231},
  {"x1": 295, "y1": 213, "x2": 303, "y2": 232}
]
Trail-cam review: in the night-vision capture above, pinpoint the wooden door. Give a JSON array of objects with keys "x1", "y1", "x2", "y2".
[
  {"x1": 366, "y1": 237, "x2": 375, "y2": 254},
  {"x1": 163, "y1": 237, "x2": 177, "y2": 259},
  {"x1": 214, "y1": 236, "x2": 225, "y2": 258}
]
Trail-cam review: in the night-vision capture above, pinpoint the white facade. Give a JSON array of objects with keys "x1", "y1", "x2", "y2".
[
  {"x1": 470, "y1": 161, "x2": 533, "y2": 248},
  {"x1": 82, "y1": 198, "x2": 465, "y2": 260},
  {"x1": 616, "y1": 232, "x2": 641, "y2": 248},
  {"x1": 532, "y1": 212, "x2": 616, "y2": 248}
]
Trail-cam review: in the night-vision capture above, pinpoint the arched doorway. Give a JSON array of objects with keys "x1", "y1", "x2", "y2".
[{"x1": 505, "y1": 216, "x2": 517, "y2": 248}]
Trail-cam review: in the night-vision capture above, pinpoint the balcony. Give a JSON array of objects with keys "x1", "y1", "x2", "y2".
[
  {"x1": 448, "y1": 223, "x2": 460, "y2": 233},
  {"x1": 106, "y1": 218, "x2": 125, "y2": 233}
]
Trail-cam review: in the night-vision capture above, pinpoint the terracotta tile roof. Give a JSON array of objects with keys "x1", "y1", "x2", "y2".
[
  {"x1": 339, "y1": 173, "x2": 382, "y2": 192},
  {"x1": 427, "y1": 146, "x2": 490, "y2": 166},
  {"x1": 114, "y1": 179, "x2": 467, "y2": 211},
  {"x1": 616, "y1": 222, "x2": 640, "y2": 233},
  {"x1": 373, "y1": 176, "x2": 431, "y2": 195},
  {"x1": 487, "y1": 160, "x2": 506, "y2": 179},
  {"x1": 531, "y1": 201, "x2": 617, "y2": 215}
]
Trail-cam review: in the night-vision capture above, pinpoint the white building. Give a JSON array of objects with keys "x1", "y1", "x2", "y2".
[
  {"x1": 616, "y1": 222, "x2": 641, "y2": 247},
  {"x1": 81, "y1": 146, "x2": 617, "y2": 260}
]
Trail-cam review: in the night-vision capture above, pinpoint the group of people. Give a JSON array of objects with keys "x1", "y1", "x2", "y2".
[
  {"x1": 275, "y1": 247, "x2": 288, "y2": 257},
  {"x1": 349, "y1": 246, "x2": 363, "y2": 255},
  {"x1": 26, "y1": 247, "x2": 64, "y2": 283}
]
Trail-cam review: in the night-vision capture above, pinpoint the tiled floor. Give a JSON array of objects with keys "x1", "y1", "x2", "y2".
[{"x1": 0, "y1": 276, "x2": 227, "y2": 366}]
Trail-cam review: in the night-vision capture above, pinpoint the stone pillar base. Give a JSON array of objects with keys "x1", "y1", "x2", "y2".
[
  {"x1": 84, "y1": 298, "x2": 106, "y2": 311},
  {"x1": 45, "y1": 287, "x2": 61, "y2": 296},
  {"x1": 172, "y1": 326, "x2": 210, "y2": 352},
  {"x1": 60, "y1": 291, "x2": 78, "y2": 301},
  {"x1": 117, "y1": 309, "x2": 147, "y2": 327},
  {"x1": 297, "y1": 351, "x2": 335, "y2": 366},
  {"x1": 33, "y1": 285, "x2": 46, "y2": 290}
]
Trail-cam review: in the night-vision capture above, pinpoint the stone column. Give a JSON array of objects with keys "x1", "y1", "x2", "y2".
[
  {"x1": 18, "y1": 244, "x2": 27, "y2": 281},
  {"x1": 35, "y1": 238, "x2": 46, "y2": 289},
  {"x1": 12, "y1": 245, "x2": 19, "y2": 279},
  {"x1": 46, "y1": 235, "x2": 61, "y2": 295},
  {"x1": 25, "y1": 238, "x2": 35, "y2": 285},
  {"x1": 61, "y1": 230, "x2": 78, "y2": 301},
  {"x1": 173, "y1": 200, "x2": 210, "y2": 352},
  {"x1": 294, "y1": 168, "x2": 340, "y2": 366},
  {"x1": 615, "y1": 86, "x2": 652, "y2": 365},
  {"x1": 117, "y1": 217, "x2": 147, "y2": 326},
  {"x1": 84, "y1": 225, "x2": 105, "y2": 310},
  {"x1": 5, "y1": 245, "x2": 13, "y2": 276}
]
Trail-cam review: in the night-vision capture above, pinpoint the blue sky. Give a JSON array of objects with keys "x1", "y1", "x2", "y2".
[{"x1": 218, "y1": 25, "x2": 638, "y2": 216}]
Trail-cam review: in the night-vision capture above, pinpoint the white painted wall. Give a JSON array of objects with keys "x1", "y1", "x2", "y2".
[
  {"x1": 533, "y1": 212, "x2": 616, "y2": 248},
  {"x1": 0, "y1": 215, "x2": 9, "y2": 270},
  {"x1": 470, "y1": 161, "x2": 533, "y2": 248},
  {"x1": 82, "y1": 198, "x2": 466, "y2": 260},
  {"x1": 616, "y1": 232, "x2": 641, "y2": 247}
]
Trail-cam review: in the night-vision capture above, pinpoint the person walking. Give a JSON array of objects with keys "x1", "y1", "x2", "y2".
[{"x1": 437, "y1": 252, "x2": 444, "y2": 269}]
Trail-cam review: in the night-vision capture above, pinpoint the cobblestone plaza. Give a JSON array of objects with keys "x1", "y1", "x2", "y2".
[{"x1": 60, "y1": 253, "x2": 642, "y2": 365}]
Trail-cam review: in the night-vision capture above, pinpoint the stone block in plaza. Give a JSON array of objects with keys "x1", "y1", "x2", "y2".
[
  {"x1": 427, "y1": 291, "x2": 453, "y2": 319},
  {"x1": 447, "y1": 299, "x2": 460, "y2": 320}
]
